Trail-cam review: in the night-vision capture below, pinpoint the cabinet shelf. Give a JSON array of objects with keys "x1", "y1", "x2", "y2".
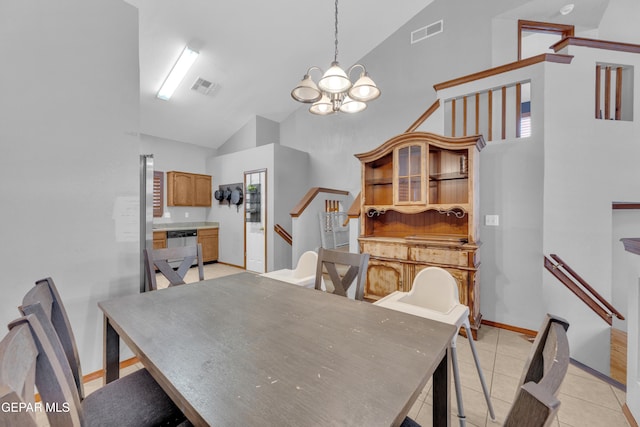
[
  {"x1": 365, "y1": 178, "x2": 393, "y2": 186},
  {"x1": 429, "y1": 172, "x2": 468, "y2": 181}
]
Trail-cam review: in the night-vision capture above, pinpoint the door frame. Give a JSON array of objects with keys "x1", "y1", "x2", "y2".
[{"x1": 244, "y1": 168, "x2": 267, "y2": 271}]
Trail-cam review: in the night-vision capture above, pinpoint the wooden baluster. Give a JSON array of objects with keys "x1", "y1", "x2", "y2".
[
  {"x1": 451, "y1": 98, "x2": 456, "y2": 137},
  {"x1": 488, "y1": 90, "x2": 493, "y2": 141},
  {"x1": 516, "y1": 83, "x2": 522, "y2": 138},
  {"x1": 463, "y1": 96, "x2": 468, "y2": 136},
  {"x1": 595, "y1": 65, "x2": 602, "y2": 119},
  {"x1": 475, "y1": 93, "x2": 480, "y2": 135},
  {"x1": 605, "y1": 66, "x2": 611, "y2": 120},
  {"x1": 615, "y1": 67, "x2": 623, "y2": 120},
  {"x1": 501, "y1": 86, "x2": 507, "y2": 140}
]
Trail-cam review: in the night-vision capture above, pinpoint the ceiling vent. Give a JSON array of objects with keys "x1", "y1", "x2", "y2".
[
  {"x1": 191, "y1": 77, "x2": 217, "y2": 95},
  {"x1": 411, "y1": 19, "x2": 443, "y2": 44}
]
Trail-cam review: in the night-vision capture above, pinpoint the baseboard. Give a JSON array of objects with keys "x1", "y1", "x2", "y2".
[
  {"x1": 216, "y1": 261, "x2": 245, "y2": 269},
  {"x1": 481, "y1": 319, "x2": 537, "y2": 337},
  {"x1": 81, "y1": 356, "x2": 140, "y2": 383},
  {"x1": 623, "y1": 404, "x2": 639, "y2": 427}
]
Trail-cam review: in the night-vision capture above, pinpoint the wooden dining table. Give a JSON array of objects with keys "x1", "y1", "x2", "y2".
[{"x1": 99, "y1": 272, "x2": 456, "y2": 426}]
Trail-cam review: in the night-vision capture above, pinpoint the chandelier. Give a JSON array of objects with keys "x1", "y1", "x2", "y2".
[{"x1": 291, "y1": 0, "x2": 381, "y2": 115}]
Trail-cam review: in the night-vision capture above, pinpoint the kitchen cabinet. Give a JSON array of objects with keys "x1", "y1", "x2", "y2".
[
  {"x1": 198, "y1": 228, "x2": 218, "y2": 262},
  {"x1": 355, "y1": 132, "x2": 484, "y2": 338},
  {"x1": 167, "y1": 171, "x2": 212, "y2": 207},
  {"x1": 153, "y1": 231, "x2": 167, "y2": 249}
]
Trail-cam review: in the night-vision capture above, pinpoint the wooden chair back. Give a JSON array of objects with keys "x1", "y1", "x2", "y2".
[
  {"x1": 1, "y1": 315, "x2": 82, "y2": 427},
  {"x1": 504, "y1": 314, "x2": 570, "y2": 427},
  {"x1": 314, "y1": 248, "x2": 369, "y2": 301},
  {"x1": 19, "y1": 277, "x2": 84, "y2": 400},
  {"x1": 144, "y1": 244, "x2": 204, "y2": 291}
]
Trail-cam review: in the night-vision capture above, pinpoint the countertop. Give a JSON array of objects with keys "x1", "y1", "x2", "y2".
[{"x1": 152, "y1": 221, "x2": 219, "y2": 232}]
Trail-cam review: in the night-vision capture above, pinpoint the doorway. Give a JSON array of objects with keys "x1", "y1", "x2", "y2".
[{"x1": 244, "y1": 169, "x2": 267, "y2": 273}]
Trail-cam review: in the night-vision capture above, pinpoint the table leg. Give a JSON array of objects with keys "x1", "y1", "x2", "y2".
[
  {"x1": 432, "y1": 347, "x2": 451, "y2": 427},
  {"x1": 103, "y1": 315, "x2": 120, "y2": 384}
]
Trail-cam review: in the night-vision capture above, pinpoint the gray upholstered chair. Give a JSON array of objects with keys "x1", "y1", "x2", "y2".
[
  {"x1": 144, "y1": 244, "x2": 204, "y2": 291},
  {"x1": 19, "y1": 278, "x2": 187, "y2": 426},
  {"x1": 314, "y1": 247, "x2": 369, "y2": 301},
  {"x1": 504, "y1": 314, "x2": 571, "y2": 427}
]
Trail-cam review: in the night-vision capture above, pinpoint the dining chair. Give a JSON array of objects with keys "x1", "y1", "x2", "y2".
[
  {"x1": 19, "y1": 277, "x2": 188, "y2": 426},
  {"x1": 260, "y1": 250, "x2": 317, "y2": 288},
  {"x1": 374, "y1": 266, "x2": 495, "y2": 427},
  {"x1": 314, "y1": 247, "x2": 369, "y2": 301},
  {"x1": 144, "y1": 243, "x2": 204, "y2": 291},
  {"x1": 504, "y1": 314, "x2": 570, "y2": 427}
]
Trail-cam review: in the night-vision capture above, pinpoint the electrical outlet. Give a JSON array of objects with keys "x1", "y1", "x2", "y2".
[
  {"x1": 185, "y1": 212, "x2": 189, "y2": 218},
  {"x1": 485, "y1": 215, "x2": 499, "y2": 226},
  {"x1": 164, "y1": 212, "x2": 171, "y2": 218}
]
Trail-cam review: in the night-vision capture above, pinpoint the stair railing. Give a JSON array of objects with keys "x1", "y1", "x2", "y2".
[
  {"x1": 544, "y1": 254, "x2": 625, "y2": 325},
  {"x1": 274, "y1": 224, "x2": 292, "y2": 246}
]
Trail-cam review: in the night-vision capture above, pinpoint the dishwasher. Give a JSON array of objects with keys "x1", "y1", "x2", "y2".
[{"x1": 166, "y1": 229, "x2": 198, "y2": 267}]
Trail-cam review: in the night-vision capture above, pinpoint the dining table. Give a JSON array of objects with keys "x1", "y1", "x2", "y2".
[{"x1": 99, "y1": 272, "x2": 456, "y2": 426}]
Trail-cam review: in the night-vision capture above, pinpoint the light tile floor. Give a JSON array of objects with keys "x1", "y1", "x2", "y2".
[{"x1": 38, "y1": 263, "x2": 631, "y2": 426}]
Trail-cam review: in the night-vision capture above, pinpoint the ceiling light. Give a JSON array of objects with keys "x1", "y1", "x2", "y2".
[
  {"x1": 559, "y1": 3, "x2": 574, "y2": 15},
  {"x1": 291, "y1": 0, "x2": 380, "y2": 115},
  {"x1": 157, "y1": 46, "x2": 199, "y2": 101}
]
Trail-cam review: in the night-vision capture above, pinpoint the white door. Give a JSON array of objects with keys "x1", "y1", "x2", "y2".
[{"x1": 245, "y1": 170, "x2": 266, "y2": 273}]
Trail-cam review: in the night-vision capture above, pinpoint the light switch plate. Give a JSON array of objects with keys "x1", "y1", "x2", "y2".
[{"x1": 485, "y1": 215, "x2": 499, "y2": 226}]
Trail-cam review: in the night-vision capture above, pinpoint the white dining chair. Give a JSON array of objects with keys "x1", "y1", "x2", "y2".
[
  {"x1": 374, "y1": 267, "x2": 495, "y2": 427},
  {"x1": 261, "y1": 250, "x2": 318, "y2": 288}
]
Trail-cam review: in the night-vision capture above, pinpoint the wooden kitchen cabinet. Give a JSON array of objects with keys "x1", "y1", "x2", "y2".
[
  {"x1": 167, "y1": 171, "x2": 212, "y2": 207},
  {"x1": 198, "y1": 228, "x2": 218, "y2": 262},
  {"x1": 355, "y1": 132, "x2": 485, "y2": 338},
  {"x1": 152, "y1": 231, "x2": 167, "y2": 249}
]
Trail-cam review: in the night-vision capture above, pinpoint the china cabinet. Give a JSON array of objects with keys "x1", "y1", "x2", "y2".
[{"x1": 356, "y1": 132, "x2": 485, "y2": 337}]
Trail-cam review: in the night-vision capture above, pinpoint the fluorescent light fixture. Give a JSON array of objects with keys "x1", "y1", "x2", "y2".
[{"x1": 157, "y1": 46, "x2": 199, "y2": 100}]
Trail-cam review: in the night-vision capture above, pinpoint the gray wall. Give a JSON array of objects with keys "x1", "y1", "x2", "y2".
[{"x1": 0, "y1": 0, "x2": 140, "y2": 373}]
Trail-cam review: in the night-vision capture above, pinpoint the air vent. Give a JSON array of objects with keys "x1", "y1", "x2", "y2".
[
  {"x1": 191, "y1": 77, "x2": 217, "y2": 95},
  {"x1": 411, "y1": 19, "x2": 443, "y2": 44}
]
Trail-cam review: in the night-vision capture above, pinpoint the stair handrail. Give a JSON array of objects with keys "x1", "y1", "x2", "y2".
[
  {"x1": 544, "y1": 254, "x2": 625, "y2": 325},
  {"x1": 289, "y1": 187, "x2": 350, "y2": 218},
  {"x1": 274, "y1": 224, "x2": 292, "y2": 245}
]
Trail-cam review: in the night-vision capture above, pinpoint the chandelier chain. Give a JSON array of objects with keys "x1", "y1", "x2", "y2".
[{"x1": 333, "y1": 0, "x2": 339, "y2": 63}]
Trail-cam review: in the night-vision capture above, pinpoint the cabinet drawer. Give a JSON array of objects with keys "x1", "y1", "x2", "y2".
[
  {"x1": 197, "y1": 228, "x2": 218, "y2": 237},
  {"x1": 409, "y1": 246, "x2": 468, "y2": 266},
  {"x1": 360, "y1": 241, "x2": 407, "y2": 260}
]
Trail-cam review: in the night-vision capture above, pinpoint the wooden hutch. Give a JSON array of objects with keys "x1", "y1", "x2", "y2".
[{"x1": 355, "y1": 132, "x2": 485, "y2": 338}]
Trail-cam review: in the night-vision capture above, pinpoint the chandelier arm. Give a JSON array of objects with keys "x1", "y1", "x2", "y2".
[
  {"x1": 305, "y1": 66, "x2": 324, "y2": 77},
  {"x1": 333, "y1": 0, "x2": 339, "y2": 63},
  {"x1": 347, "y1": 64, "x2": 366, "y2": 79}
]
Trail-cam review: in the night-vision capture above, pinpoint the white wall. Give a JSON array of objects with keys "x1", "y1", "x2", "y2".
[
  {"x1": 0, "y1": 0, "x2": 140, "y2": 373},
  {"x1": 140, "y1": 133, "x2": 215, "y2": 223}
]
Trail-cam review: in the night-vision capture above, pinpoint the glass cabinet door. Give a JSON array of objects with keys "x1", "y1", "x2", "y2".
[{"x1": 395, "y1": 144, "x2": 424, "y2": 204}]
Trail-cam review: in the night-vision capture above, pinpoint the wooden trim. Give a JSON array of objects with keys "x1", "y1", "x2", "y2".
[
  {"x1": 605, "y1": 66, "x2": 612, "y2": 119},
  {"x1": 481, "y1": 319, "x2": 537, "y2": 337},
  {"x1": 623, "y1": 404, "x2": 640, "y2": 427},
  {"x1": 518, "y1": 20, "x2": 574, "y2": 60},
  {"x1": 405, "y1": 99, "x2": 440, "y2": 133},
  {"x1": 434, "y1": 53, "x2": 573, "y2": 91},
  {"x1": 616, "y1": 67, "x2": 623, "y2": 120},
  {"x1": 451, "y1": 98, "x2": 457, "y2": 137},
  {"x1": 613, "y1": 202, "x2": 640, "y2": 210},
  {"x1": 501, "y1": 86, "x2": 506, "y2": 140},
  {"x1": 553, "y1": 37, "x2": 640, "y2": 54},
  {"x1": 274, "y1": 224, "x2": 292, "y2": 245},
  {"x1": 216, "y1": 261, "x2": 245, "y2": 269},
  {"x1": 290, "y1": 187, "x2": 350, "y2": 217},
  {"x1": 595, "y1": 65, "x2": 602, "y2": 118},
  {"x1": 515, "y1": 83, "x2": 522, "y2": 138},
  {"x1": 347, "y1": 192, "x2": 361, "y2": 219},
  {"x1": 544, "y1": 256, "x2": 613, "y2": 325},
  {"x1": 488, "y1": 90, "x2": 493, "y2": 141}
]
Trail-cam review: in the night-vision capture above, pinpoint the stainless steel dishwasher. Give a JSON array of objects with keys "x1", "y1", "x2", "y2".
[{"x1": 166, "y1": 229, "x2": 198, "y2": 267}]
